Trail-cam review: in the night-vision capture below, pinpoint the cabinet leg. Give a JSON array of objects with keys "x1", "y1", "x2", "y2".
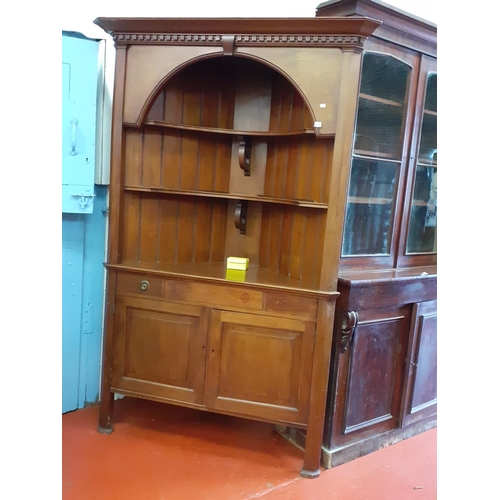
[
  {"x1": 98, "y1": 391, "x2": 115, "y2": 434},
  {"x1": 300, "y1": 420, "x2": 322, "y2": 478},
  {"x1": 299, "y1": 301, "x2": 336, "y2": 478},
  {"x1": 98, "y1": 272, "x2": 117, "y2": 435}
]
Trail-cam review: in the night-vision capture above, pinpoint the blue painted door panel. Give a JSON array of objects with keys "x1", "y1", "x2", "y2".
[
  {"x1": 62, "y1": 216, "x2": 85, "y2": 412},
  {"x1": 62, "y1": 186, "x2": 107, "y2": 413},
  {"x1": 62, "y1": 33, "x2": 99, "y2": 214}
]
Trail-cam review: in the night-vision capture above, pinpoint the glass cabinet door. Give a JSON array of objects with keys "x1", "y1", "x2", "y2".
[
  {"x1": 406, "y1": 72, "x2": 437, "y2": 254},
  {"x1": 342, "y1": 52, "x2": 412, "y2": 257}
]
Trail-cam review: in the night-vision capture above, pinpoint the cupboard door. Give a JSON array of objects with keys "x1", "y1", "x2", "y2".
[
  {"x1": 401, "y1": 299, "x2": 437, "y2": 426},
  {"x1": 112, "y1": 296, "x2": 208, "y2": 405},
  {"x1": 205, "y1": 310, "x2": 315, "y2": 425},
  {"x1": 340, "y1": 46, "x2": 419, "y2": 270},
  {"x1": 398, "y1": 55, "x2": 437, "y2": 267},
  {"x1": 332, "y1": 305, "x2": 411, "y2": 446}
]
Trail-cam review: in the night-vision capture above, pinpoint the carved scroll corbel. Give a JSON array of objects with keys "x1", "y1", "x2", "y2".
[
  {"x1": 234, "y1": 200, "x2": 248, "y2": 234},
  {"x1": 339, "y1": 310, "x2": 359, "y2": 353},
  {"x1": 238, "y1": 136, "x2": 252, "y2": 176}
]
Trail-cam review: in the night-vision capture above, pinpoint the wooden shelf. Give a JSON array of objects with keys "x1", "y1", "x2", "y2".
[
  {"x1": 138, "y1": 120, "x2": 326, "y2": 137},
  {"x1": 124, "y1": 186, "x2": 328, "y2": 209},
  {"x1": 411, "y1": 199, "x2": 431, "y2": 207},
  {"x1": 348, "y1": 196, "x2": 393, "y2": 205},
  {"x1": 359, "y1": 92, "x2": 403, "y2": 107},
  {"x1": 353, "y1": 149, "x2": 399, "y2": 160}
]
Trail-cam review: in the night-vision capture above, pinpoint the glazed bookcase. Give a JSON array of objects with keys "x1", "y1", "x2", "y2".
[{"x1": 277, "y1": 0, "x2": 437, "y2": 468}]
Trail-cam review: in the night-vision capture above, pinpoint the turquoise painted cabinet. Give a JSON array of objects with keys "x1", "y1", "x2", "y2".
[
  {"x1": 62, "y1": 31, "x2": 108, "y2": 413},
  {"x1": 62, "y1": 32, "x2": 99, "y2": 214}
]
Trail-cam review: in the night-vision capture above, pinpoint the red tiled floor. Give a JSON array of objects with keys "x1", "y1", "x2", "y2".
[{"x1": 62, "y1": 397, "x2": 436, "y2": 499}]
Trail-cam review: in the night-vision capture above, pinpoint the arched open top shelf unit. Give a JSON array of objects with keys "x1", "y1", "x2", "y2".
[{"x1": 141, "y1": 55, "x2": 318, "y2": 137}]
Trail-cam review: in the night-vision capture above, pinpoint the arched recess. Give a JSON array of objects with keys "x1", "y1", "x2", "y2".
[
  {"x1": 140, "y1": 54, "x2": 317, "y2": 134},
  {"x1": 122, "y1": 43, "x2": 346, "y2": 134}
]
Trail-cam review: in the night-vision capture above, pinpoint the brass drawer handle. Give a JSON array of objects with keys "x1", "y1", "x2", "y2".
[{"x1": 140, "y1": 280, "x2": 150, "y2": 291}]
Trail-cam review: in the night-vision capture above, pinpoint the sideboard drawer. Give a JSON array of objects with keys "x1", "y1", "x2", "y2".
[
  {"x1": 116, "y1": 273, "x2": 163, "y2": 298},
  {"x1": 163, "y1": 280, "x2": 264, "y2": 311},
  {"x1": 265, "y1": 292, "x2": 318, "y2": 319}
]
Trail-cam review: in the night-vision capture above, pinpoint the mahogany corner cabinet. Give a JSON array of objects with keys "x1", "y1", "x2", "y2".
[{"x1": 94, "y1": 0, "x2": 437, "y2": 477}]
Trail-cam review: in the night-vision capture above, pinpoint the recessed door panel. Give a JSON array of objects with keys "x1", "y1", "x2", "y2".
[
  {"x1": 112, "y1": 296, "x2": 207, "y2": 404},
  {"x1": 332, "y1": 305, "x2": 411, "y2": 446},
  {"x1": 206, "y1": 310, "x2": 315, "y2": 425},
  {"x1": 402, "y1": 300, "x2": 437, "y2": 426}
]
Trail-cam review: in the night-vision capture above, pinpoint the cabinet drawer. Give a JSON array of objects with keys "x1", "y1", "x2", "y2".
[
  {"x1": 265, "y1": 292, "x2": 318, "y2": 319},
  {"x1": 116, "y1": 273, "x2": 163, "y2": 298},
  {"x1": 164, "y1": 280, "x2": 263, "y2": 311}
]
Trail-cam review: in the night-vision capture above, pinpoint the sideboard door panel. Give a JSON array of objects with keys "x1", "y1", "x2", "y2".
[
  {"x1": 402, "y1": 299, "x2": 437, "y2": 426},
  {"x1": 205, "y1": 310, "x2": 314, "y2": 425},
  {"x1": 335, "y1": 305, "x2": 411, "y2": 445},
  {"x1": 112, "y1": 296, "x2": 208, "y2": 404}
]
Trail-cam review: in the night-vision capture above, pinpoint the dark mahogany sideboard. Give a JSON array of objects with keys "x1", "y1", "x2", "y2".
[{"x1": 278, "y1": 0, "x2": 437, "y2": 468}]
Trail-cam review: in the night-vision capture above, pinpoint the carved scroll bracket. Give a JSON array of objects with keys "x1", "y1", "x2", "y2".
[
  {"x1": 339, "y1": 310, "x2": 359, "y2": 353},
  {"x1": 238, "y1": 136, "x2": 252, "y2": 176},
  {"x1": 234, "y1": 200, "x2": 248, "y2": 234}
]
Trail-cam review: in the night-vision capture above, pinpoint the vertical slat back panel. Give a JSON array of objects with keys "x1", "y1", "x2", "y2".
[
  {"x1": 162, "y1": 75, "x2": 184, "y2": 122},
  {"x1": 302, "y1": 210, "x2": 323, "y2": 285},
  {"x1": 269, "y1": 74, "x2": 314, "y2": 132},
  {"x1": 138, "y1": 195, "x2": 160, "y2": 262},
  {"x1": 259, "y1": 205, "x2": 325, "y2": 285},
  {"x1": 283, "y1": 139, "x2": 299, "y2": 200},
  {"x1": 142, "y1": 129, "x2": 162, "y2": 186},
  {"x1": 310, "y1": 139, "x2": 333, "y2": 204},
  {"x1": 193, "y1": 198, "x2": 213, "y2": 262},
  {"x1": 161, "y1": 129, "x2": 182, "y2": 190},
  {"x1": 262, "y1": 205, "x2": 282, "y2": 272},
  {"x1": 121, "y1": 192, "x2": 141, "y2": 262},
  {"x1": 209, "y1": 199, "x2": 228, "y2": 262},
  {"x1": 290, "y1": 90, "x2": 308, "y2": 130},
  {"x1": 213, "y1": 139, "x2": 232, "y2": 192},
  {"x1": 295, "y1": 138, "x2": 314, "y2": 201},
  {"x1": 200, "y1": 70, "x2": 222, "y2": 128},
  {"x1": 278, "y1": 207, "x2": 293, "y2": 275},
  {"x1": 158, "y1": 196, "x2": 179, "y2": 263},
  {"x1": 176, "y1": 197, "x2": 196, "y2": 263},
  {"x1": 273, "y1": 77, "x2": 294, "y2": 132},
  {"x1": 264, "y1": 137, "x2": 333, "y2": 203},
  {"x1": 289, "y1": 210, "x2": 307, "y2": 279},
  {"x1": 197, "y1": 135, "x2": 217, "y2": 191},
  {"x1": 170, "y1": 75, "x2": 200, "y2": 192},
  {"x1": 121, "y1": 192, "x2": 228, "y2": 265},
  {"x1": 161, "y1": 79, "x2": 184, "y2": 189},
  {"x1": 179, "y1": 78, "x2": 201, "y2": 190},
  {"x1": 123, "y1": 129, "x2": 143, "y2": 187},
  {"x1": 179, "y1": 132, "x2": 200, "y2": 191},
  {"x1": 217, "y1": 73, "x2": 236, "y2": 129}
]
